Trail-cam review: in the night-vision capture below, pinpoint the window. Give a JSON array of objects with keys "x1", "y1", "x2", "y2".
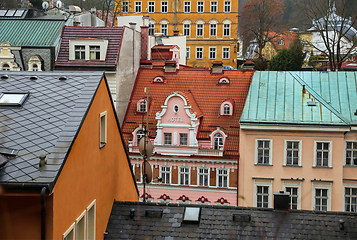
[
  {"x1": 2, "y1": 63, "x2": 10, "y2": 71},
  {"x1": 256, "y1": 186, "x2": 269, "y2": 208},
  {"x1": 285, "y1": 187, "x2": 298, "y2": 209},
  {"x1": 345, "y1": 187, "x2": 357, "y2": 212},
  {"x1": 198, "y1": 168, "x2": 209, "y2": 186},
  {"x1": 149, "y1": 24, "x2": 155, "y2": 35},
  {"x1": 164, "y1": 133, "x2": 172, "y2": 145},
  {"x1": 148, "y1": 1, "x2": 155, "y2": 12},
  {"x1": 209, "y1": 47, "x2": 216, "y2": 59},
  {"x1": 75, "y1": 46, "x2": 85, "y2": 60},
  {"x1": 285, "y1": 140, "x2": 301, "y2": 166},
  {"x1": 161, "y1": 24, "x2": 167, "y2": 36},
  {"x1": 223, "y1": 24, "x2": 230, "y2": 36},
  {"x1": 315, "y1": 188, "x2": 328, "y2": 211},
  {"x1": 315, "y1": 141, "x2": 331, "y2": 167},
  {"x1": 180, "y1": 133, "x2": 188, "y2": 146},
  {"x1": 137, "y1": 130, "x2": 145, "y2": 145},
  {"x1": 186, "y1": 47, "x2": 190, "y2": 59},
  {"x1": 63, "y1": 223, "x2": 75, "y2": 240},
  {"x1": 135, "y1": 1, "x2": 141, "y2": 13},
  {"x1": 214, "y1": 133, "x2": 223, "y2": 149},
  {"x1": 179, "y1": 167, "x2": 190, "y2": 185},
  {"x1": 122, "y1": 1, "x2": 129, "y2": 12},
  {"x1": 32, "y1": 64, "x2": 38, "y2": 71},
  {"x1": 76, "y1": 210, "x2": 86, "y2": 240},
  {"x1": 100, "y1": 111, "x2": 107, "y2": 148},
  {"x1": 222, "y1": 47, "x2": 229, "y2": 59},
  {"x1": 161, "y1": 1, "x2": 168, "y2": 13},
  {"x1": 210, "y1": 1, "x2": 217, "y2": 12},
  {"x1": 217, "y1": 169, "x2": 228, "y2": 187},
  {"x1": 0, "y1": 92, "x2": 29, "y2": 106},
  {"x1": 139, "y1": 100, "x2": 146, "y2": 112},
  {"x1": 196, "y1": 47, "x2": 203, "y2": 59},
  {"x1": 86, "y1": 200, "x2": 96, "y2": 239},
  {"x1": 161, "y1": 166, "x2": 171, "y2": 184},
  {"x1": 256, "y1": 139, "x2": 271, "y2": 165},
  {"x1": 197, "y1": 1, "x2": 204, "y2": 12},
  {"x1": 210, "y1": 24, "x2": 216, "y2": 37},
  {"x1": 346, "y1": 141, "x2": 357, "y2": 166},
  {"x1": 277, "y1": 39, "x2": 284, "y2": 45},
  {"x1": 196, "y1": 24, "x2": 203, "y2": 37},
  {"x1": 223, "y1": 104, "x2": 230, "y2": 115},
  {"x1": 184, "y1": 1, "x2": 191, "y2": 13},
  {"x1": 224, "y1": 1, "x2": 231, "y2": 12},
  {"x1": 90, "y1": 46, "x2": 100, "y2": 60},
  {"x1": 183, "y1": 24, "x2": 190, "y2": 36}
]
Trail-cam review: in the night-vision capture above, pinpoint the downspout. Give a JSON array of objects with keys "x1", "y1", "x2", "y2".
[
  {"x1": 237, "y1": 154, "x2": 239, "y2": 206},
  {"x1": 41, "y1": 187, "x2": 46, "y2": 240},
  {"x1": 174, "y1": 0, "x2": 177, "y2": 30}
]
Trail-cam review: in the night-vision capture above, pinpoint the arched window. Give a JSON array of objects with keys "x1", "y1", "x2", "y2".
[
  {"x1": 223, "y1": 104, "x2": 230, "y2": 115},
  {"x1": 137, "y1": 130, "x2": 145, "y2": 145},
  {"x1": 153, "y1": 76, "x2": 164, "y2": 83},
  {"x1": 137, "y1": 99, "x2": 148, "y2": 113},
  {"x1": 2, "y1": 63, "x2": 10, "y2": 71},
  {"x1": 214, "y1": 133, "x2": 223, "y2": 149},
  {"x1": 32, "y1": 64, "x2": 38, "y2": 71},
  {"x1": 220, "y1": 101, "x2": 233, "y2": 115}
]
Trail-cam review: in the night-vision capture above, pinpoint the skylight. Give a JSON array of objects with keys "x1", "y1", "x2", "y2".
[
  {"x1": 0, "y1": 10, "x2": 7, "y2": 16},
  {"x1": 0, "y1": 92, "x2": 29, "y2": 106},
  {"x1": 14, "y1": 10, "x2": 25, "y2": 17},
  {"x1": 5, "y1": 10, "x2": 16, "y2": 17},
  {"x1": 183, "y1": 207, "x2": 201, "y2": 222}
]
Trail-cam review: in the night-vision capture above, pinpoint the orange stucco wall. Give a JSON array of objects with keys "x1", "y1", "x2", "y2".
[
  {"x1": 51, "y1": 78, "x2": 138, "y2": 239},
  {"x1": 239, "y1": 128, "x2": 356, "y2": 211}
]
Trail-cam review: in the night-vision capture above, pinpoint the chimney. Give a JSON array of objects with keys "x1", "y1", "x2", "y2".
[
  {"x1": 141, "y1": 26, "x2": 149, "y2": 60},
  {"x1": 173, "y1": 30, "x2": 179, "y2": 36},
  {"x1": 211, "y1": 61, "x2": 223, "y2": 74},
  {"x1": 129, "y1": 22, "x2": 136, "y2": 30},
  {"x1": 273, "y1": 191, "x2": 290, "y2": 210},
  {"x1": 154, "y1": 33, "x2": 164, "y2": 45},
  {"x1": 164, "y1": 61, "x2": 177, "y2": 72}
]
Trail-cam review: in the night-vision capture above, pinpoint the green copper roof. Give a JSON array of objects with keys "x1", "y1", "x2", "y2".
[
  {"x1": 0, "y1": 19, "x2": 66, "y2": 47},
  {"x1": 240, "y1": 71, "x2": 357, "y2": 126}
]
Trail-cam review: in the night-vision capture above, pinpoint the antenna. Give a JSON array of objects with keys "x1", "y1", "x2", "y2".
[
  {"x1": 42, "y1": 1, "x2": 49, "y2": 10},
  {"x1": 56, "y1": 0, "x2": 63, "y2": 8}
]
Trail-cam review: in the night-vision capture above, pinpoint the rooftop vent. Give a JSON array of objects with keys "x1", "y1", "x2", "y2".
[
  {"x1": 232, "y1": 213, "x2": 251, "y2": 222},
  {"x1": 307, "y1": 101, "x2": 316, "y2": 106},
  {"x1": 59, "y1": 76, "x2": 68, "y2": 81},
  {"x1": 1, "y1": 75, "x2": 9, "y2": 80},
  {"x1": 29, "y1": 76, "x2": 38, "y2": 80}
]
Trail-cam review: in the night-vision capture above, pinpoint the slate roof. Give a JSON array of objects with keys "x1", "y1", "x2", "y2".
[
  {"x1": 122, "y1": 68, "x2": 254, "y2": 157},
  {"x1": 240, "y1": 71, "x2": 357, "y2": 126},
  {"x1": 55, "y1": 26, "x2": 124, "y2": 69},
  {"x1": 0, "y1": 71, "x2": 105, "y2": 190},
  {"x1": 0, "y1": 19, "x2": 68, "y2": 47},
  {"x1": 105, "y1": 201, "x2": 357, "y2": 240}
]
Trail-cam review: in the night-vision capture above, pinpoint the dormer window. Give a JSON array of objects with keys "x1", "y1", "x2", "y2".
[
  {"x1": 2, "y1": 63, "x2": 10, "y2": 71},
  {"x1": 214, "y1": 133, "x2": 223, "y2": 149},
  {"x1": 153, "y1": 76, "x2": 164, "y2": 83},
  {"x1": 75, "y1": 46, "x2": 85, "y2": 60},
  {"x1": 218, "y1": 77, "x2": 230, "y2": 84},
  {"x1": 90, "y1": 46, "x2": 100, "y2": 60},
  {"x1": 32, "y1": 64, "x2": 38, "y2": 71},
  {"x1": 277, "y1": 39, "x2": 284, "y2": 45},
  {"x1": 137, "y1": 130, "x2": 145, "y2": 145},
  {"x1": 220, "y1": 101, "x2": 233, "y2": 115},
  {"x1": 137, "y1": 99, "x2": 150, "y2": 113},
  {"x1": 69, "y1": 39, "x2": 108, "y2": 61},
  {"x1": 210, "y1": 128, "x2": 227, "y2": 150}
]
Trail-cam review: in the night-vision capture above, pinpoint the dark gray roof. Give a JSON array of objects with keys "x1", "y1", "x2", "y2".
[
  {"x1": 105, "y1": 201, "x2": 357, "y2": 240},
  {"x1": 0, "y1": 71, "x2": 104, "y2": 190}
]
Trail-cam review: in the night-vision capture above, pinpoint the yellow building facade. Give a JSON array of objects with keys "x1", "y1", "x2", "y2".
[{"x1": 117, "y1": 0, "x2": 239, "y2": 67}]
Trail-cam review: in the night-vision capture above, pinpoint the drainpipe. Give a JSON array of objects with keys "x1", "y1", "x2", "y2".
[
  {"x1": 174, "y1": 0, "x2": 177, "y2": 30},
  {"x1": 41, "y1": 187, "x2": 46, "y2": 240},
  {"x1": 236, "y1": 155, "x2": 239, "y2": 206}
]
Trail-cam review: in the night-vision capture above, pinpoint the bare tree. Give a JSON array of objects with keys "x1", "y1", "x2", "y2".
[{"x1": 298, "y1": 0, "x2": 357, "y2": 71}]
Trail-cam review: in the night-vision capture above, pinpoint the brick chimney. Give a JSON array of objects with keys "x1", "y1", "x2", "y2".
[
  {"x1": 173, "y1": 30, "x2": 179, "y2": 36},
  {"x1": 211, "y1": 61, "x2": 223, "y2": 74},
  {"x1": 141, "y1": 26, "x2": 149, "y2": 60}
]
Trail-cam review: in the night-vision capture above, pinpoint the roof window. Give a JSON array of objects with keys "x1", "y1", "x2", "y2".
[
  {"x1": 183, "y1": 207, "x2": 201, "y2": 222},
  {"x1": 218, "y1": 77, "x2": 230, "y2": 84},
  {"x1": 153, "y1": 76, "x2": 164, "y2": 83},
  {"x1": 0, "y1": 92, "x2": 29, "y2": 106}
]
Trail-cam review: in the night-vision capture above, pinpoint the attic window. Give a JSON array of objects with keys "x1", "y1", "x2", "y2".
[
  {"x1": 277, "y1": 39, "x2": 284, "y2": 45},
  {"x1": 183, "y1": 207, "x2": 201, "y2": 222},
  {"x1": 137, "y1": 99, "x2": 148, "y2": 113},
  {"x1": 220, "y1": 101, "x2": 233, "y2": 115},
  {"x1": 219, "y1": 77, "x2": 230, "y2": 84},
  {"x1": 0, "y1": 92, "x2": 29, "y2": 106},
  {"x1": 153, "y1": 76, "x2": 164, "y2": 83}
]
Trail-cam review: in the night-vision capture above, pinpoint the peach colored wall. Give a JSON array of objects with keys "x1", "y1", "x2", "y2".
[
  {"x1": 239, "y1": 128, "x2": 353, "y2": 211},
  {"x1": 52, "y1": 79, "x2": 138, "y2": 240}
]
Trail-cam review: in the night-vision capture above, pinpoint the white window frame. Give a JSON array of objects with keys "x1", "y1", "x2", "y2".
[
  {"x1": 69, "y1": 40, "x2": 109, "y2": 61},
  {"x1": 89, "y1": 46, "x2": 100, "y2": 60},
  {"x1": 196, "y1": 47, "x2": 203, "y2": 59},
  {"x1": 75, "y1": 45, "x2": 85, "y2": 60},
  {"x1": 160, "y1": 164, "x2": 171, "y2": 184},
  {"x1": 313, "y1": 140, "x2": 332, "y2": 167},
  {"x1": 210, "y1": 1, "x2": 217, "y2": 13},
  {"x1": 186, "y1": 47, "x2": 190, "y2": 59},
  {"x1": 222, "y1": 47, "x2": 230, "y2": 59},
  {"x1": 100, "y1": 111, "x2": 107, "y2": 148},
  {"x1": 196, "y1": 24, "x2": 203, "y2": 37},
  {"x1": 254, "y1": 180, "x2": 272, "y2": 208},
  {"x1": 312, "y1": 184, "x2": 331, "y2": 211},
  {"x1": 210, "y1": 24, "x2": 217, "y2": 37},
  {"x1": 161, "y1": 1, "x2": 168, "y2": 13},
  {"x1": 255, "y1": 139, "x2": 273, "y2": 165},
  {"x1": 161, "y1": 24, "x2": 168, "y2": 36},
  {"x1": 135, "y1": 1, "x2": 142, "y2": 13},
  {"x1": 149, "y1": 23, "x2": 155, "y2": 35},
  {"x1": 223, "y1": 23, "x2": 230, "y2": 37},
  {"x1": 213, "y1": 132, "x2": 223, "y2": 149},
  {"x1": 198, "y1": 167, "x2": 210, "y2": 187},
  {"x1": 179, "y1": 165, "x2": 190, "y2": 185},
  {"x1": 216, "y1": 167, "x2": 229, "y2": 188},
  {"x1": 86, "y1": 200, "x2": 96, "y2": 240},
  {"x1": 209, "y1": 47, "x2": 216, "y2": 59},
  {"x1": 76, "y1": 210, "x2": 87, "y2": 240},
  {"x1": 284, "y1": 139, "x2": 302, "y2": 166},
  {"x1": 148, "y1": 1, "x2": 155, "y2": 13},
  {"x1": 345, "y1": 141, "x2": 357, "y2": 166},
  {"x1": 183, "y1": 24, "x2": 190, "y2": 36},
  {"x1": 224, "y1": 1, "x2": 231, "y2": 12},
  {"x1": 122, "y1": 1, "x2": 129, "y2": 12},
  {"x1": 184, "y1": 1, "x2": 191, "y2": 13},
  {"x1": 343, "y1": 184, "x2": 357, "y2": 212},
  {"x1": 197, "y1": 1, "x2": 204, "y2": 13},
  {"x1": 283, "y1": 182, "x2": 301, "y2": 210},
  {"x1": 63, "y1": 222, "x2": 75, "y2": 240}
]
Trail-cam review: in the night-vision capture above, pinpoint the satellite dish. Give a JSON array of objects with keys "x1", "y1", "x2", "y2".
[
  {"x1": 56, "y1": 0, "x2": 63, "y2": 8},
  {"x1": 138, "y1": 135, "x2": 153, "y2": 158},
  {"x1": 42, "y1": 1, "x2": 49, "y2": 10},
  {"x1": 141, "y1": 160, "x2": 152, "y2": 183}
]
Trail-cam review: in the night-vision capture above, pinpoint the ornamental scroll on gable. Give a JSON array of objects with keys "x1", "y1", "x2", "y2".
[
  {"x1": 0, "y1": 42, "x2": 20, "y2": 71},
  {"x1": 154, "y1": 91, "x2": 200, "y2": 148}
]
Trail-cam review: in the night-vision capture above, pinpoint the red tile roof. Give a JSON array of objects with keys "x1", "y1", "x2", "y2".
[
  {"x1": 122, "y1": 68, "x2": 254, "y2": 158},
  {"x1": 55, "y1": 26, "x2": 124, "y2": 69}
]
